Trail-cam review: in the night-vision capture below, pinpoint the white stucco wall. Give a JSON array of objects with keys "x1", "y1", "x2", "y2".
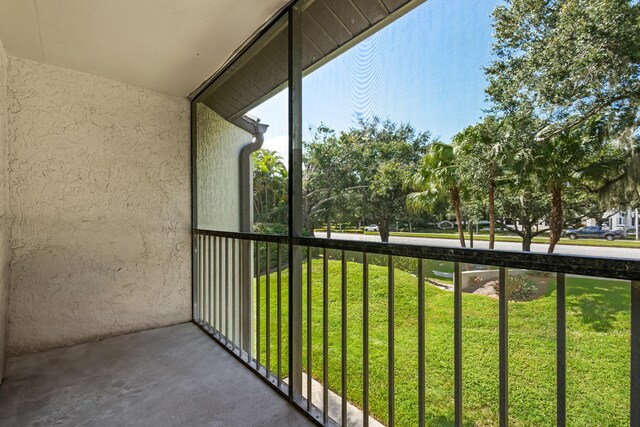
[
  {"x1": 196, "y1": 102, "x2": 251, "y2": 231},
  {"x1": 0, "y1": 40, "x2": 9, "y2": 381},
  {"x1": 6, "y1": 57, "x2": 191, "y2": 355}
]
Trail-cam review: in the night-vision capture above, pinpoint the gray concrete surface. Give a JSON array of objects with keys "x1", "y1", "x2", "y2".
[
  {"x1": 315, "y1": 232, "x2": 640, "y2": 259},
  {"x1": 0, "y1": 323, "x2": 314, "y2": 427}
]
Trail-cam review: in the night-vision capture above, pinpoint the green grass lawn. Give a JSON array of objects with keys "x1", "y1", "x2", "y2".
[{"x1": 255, "y1": 259, "x2": 630, "y2": 426}]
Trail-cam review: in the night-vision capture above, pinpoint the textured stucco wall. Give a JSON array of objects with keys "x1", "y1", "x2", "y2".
[
  {"x1": 0, "y1": 40, "x2": 9, "y2": 381},
  {"x1": 6, "y1": 57, "x2": 191, "y2": 355},
  {"x1": 196, "y1": 103, "x2": 251, "y2": 231}
]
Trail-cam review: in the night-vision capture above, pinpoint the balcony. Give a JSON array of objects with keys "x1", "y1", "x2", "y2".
[
  {"x1": 191, "y1": 230, "x2": 640, "y2": 426},
  {"x1": 0, "y1": 323, "x2": 313, "y2": 426},
  {"x1": 1, "y1": 0, "x2": 640, "y2": 426}
]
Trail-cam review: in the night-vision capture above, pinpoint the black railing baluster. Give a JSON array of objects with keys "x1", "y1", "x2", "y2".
[
  {"x1": 192, "y1": 236, "x2": 197, "y2": 321},
  {"x1": 499, "y1": 267, "x2": 508, "y2": 427},
  {"x1": 323, "y1": 247, "x2": 329, "y2": 425},
  {"x1": 201, "y1": 236, "x2": 206, "y2": 326},
  {"x1": 631, "y1": 280, "x2": 639, "y2": 427},
  {"x1": 557, "y1": 273, "x2": 566, "y2": 427},
  {"x1": 418, "y1": 258, "x2": 425, "y2": 427},
  {"x1": 342, "y1": 250, "x2": 348, "y2": 427},
  {"x1": 277, "y1": 243, "x2": 283, "y2": 387},
  {"x1": 266, "y1": 242, "x2": 271, "y2": 377},
  {"x1": 228, "y1": 238, "x2": 233, "y2": 345},
  {"x1": 207, "y1": 236, "x2": 212, "y2": 328},
  {"x1": 363, "y1": 252, "x2": 370, "y2": 427},
  {"x1": 197, "y1": 236, "x2": 205, "y2": 324},
  {"x1": 238, "y1": 240, "x2": 243, "y2": 353},
  {"x1": 213, "y1": 236, "x2": 218, "y2": 333},
  {"x1": 202, "y1": 235, "x2": 207, "y2": 326},
  {"x1": 307, "y1": 247, "x2": 312, "y2": 411},
  {"x1": 256, "y1": 241, "x2": 261, "y2": 369},
  {"x1": 218, "y1": 237, "x2": 223, "y2": 337},
  {"x1": 232, "y1": 239, "x2": 237, "y2": 347},
  {"x1": 388, "y1": 255, "x2": 395, "y2": 427},
  {"x1": 454, "y1": 261, "x2": 462, "y2": 427}
]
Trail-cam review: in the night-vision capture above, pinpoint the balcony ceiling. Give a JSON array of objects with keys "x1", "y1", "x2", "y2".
[{"x1": 0, "y1": 0, "x2": 290, "y2": 97}]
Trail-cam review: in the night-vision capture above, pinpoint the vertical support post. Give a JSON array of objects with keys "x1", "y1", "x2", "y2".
[
  {"x1": 499, "y1": 267, "x2": 508, "y2": 427},
  {"x1": 288, "y1": 3, "x2": 303, "y2": 401},
  {"x1": 256, "y1": 242, "x2": 261, "y2": 368},
  {"x1": 388, "y1": 255, "x2": 395, "y2": 427},
  {"x1": 454, "y1": 262, "x2": 462, "y2": 427},
  {"x1": 323, "y1": 248, "x2": 329, "y2": 424},
  {"x1": 277, "y1": 244, "x2": 283, "y2": 386},
  {"x1": 307, "y1": 247, "x2": 313, "y2": 410},
  {"x1": 191, "y1": 102, "x2": 198, "y2": 322},
  {"x1": 557, "y1": 273, "x2": 566, "y2": 427},
  {"x1": 363, "y1": 253, "x2": 370, "y2": 427},
  {"x1": 342, "y1": 251, "x2": 348, "y2": 426},
  {"x1": 418, "y1": 259, "x2": 425, "y2": 427},
  {"x1": 631, "y1": 281, "x2": 640, "y2": 427},
  {"x1": 266, "y1": 242, "x2": 271, "y2": 375}
]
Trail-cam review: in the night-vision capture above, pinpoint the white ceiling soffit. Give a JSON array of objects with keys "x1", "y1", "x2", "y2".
[{"x1": 0, "y1": 0, "x2": 290, "y2": 97}]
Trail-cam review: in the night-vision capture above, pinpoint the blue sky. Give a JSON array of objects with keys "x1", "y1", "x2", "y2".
[{"x1": 250, "y1": 0, "x2": 502, "y2": 163}]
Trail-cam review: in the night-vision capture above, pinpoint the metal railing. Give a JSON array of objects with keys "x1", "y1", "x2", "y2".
[{"x1": 193, "y1": 228, "x2": 640, "y2": 427}]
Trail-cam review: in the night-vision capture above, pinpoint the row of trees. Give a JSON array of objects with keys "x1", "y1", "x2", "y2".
[{"x1": 253, "y1": 0, "x2": 639, "y2": 253}]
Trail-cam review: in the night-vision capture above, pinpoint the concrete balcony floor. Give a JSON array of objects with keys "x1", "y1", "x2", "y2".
[{"x1": 0, "y1": 323, "x2": 314, "y2": 427}]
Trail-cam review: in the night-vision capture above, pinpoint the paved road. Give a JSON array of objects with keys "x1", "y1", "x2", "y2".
[{"x1": 314, "y1": 232, "x2": 640, "y2": 260}]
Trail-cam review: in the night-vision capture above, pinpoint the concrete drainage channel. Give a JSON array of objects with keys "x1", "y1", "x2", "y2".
[{"x1": 284, "y1": 375, "x2": 385, "y2": 427}]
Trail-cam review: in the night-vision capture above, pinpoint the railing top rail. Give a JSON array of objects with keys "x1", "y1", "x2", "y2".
[{"x1": 193, "y1": 229, "x2": 640, "y2": 281}]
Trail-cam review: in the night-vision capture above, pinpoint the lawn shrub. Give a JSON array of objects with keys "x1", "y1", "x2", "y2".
[{"x1": 494, "y1": 275, "x2": 537, "y2": 301}]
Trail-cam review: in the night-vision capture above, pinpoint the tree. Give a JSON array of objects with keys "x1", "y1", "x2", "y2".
[
  {"x1": 453, "y1": 116, "x2": 506, "y2": 249},
  {"x1": 407, "y1": 142, "x2": 467, "y2": 247},
  {"x1": 496, "y1": 186, "x2": 551, "y2": 252},
  {"x1": 486, "y1": 0, "x2": 640, "y2": 251},
  {"x1": 486, "y1": 0, "x2": 640, "y2": 252},
  {"x1": 345, "y1": 118, "x2": 431, "y2": 242},
  {"x1": 302, "y1": 125, "x2": 363, "y2": 237},
  {"x1": 486, "y1": 0, "x2": 640, "y2": 141},
  {"x1": 252, "y1": 149, "x2": 288, "y2": 225}
]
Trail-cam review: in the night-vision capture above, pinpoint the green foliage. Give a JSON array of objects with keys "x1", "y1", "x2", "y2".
[
  {"x1": 493, "y1": 275, "x2": 537, "y2": 301},
  {"x1": 252, "y1": 149, "x2": 288, "y2": 226},
  {"x1": 487, "y1": 0, "x2": 640, "y2": 138},
  {"x1": 484, "y1": 0, "x2": 640, "y2": 245},
  {"x1": 407, "y1": 141, "x2": 468, "y2": 246},
  {"x1": 304, "y1": 118, "x2": 431, "y2": 242}
]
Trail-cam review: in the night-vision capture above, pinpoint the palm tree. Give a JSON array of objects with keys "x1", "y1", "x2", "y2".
[
  {"x1": 453, "y1": 117, "x2": 505, "y2": 249},
  {"x1": 536, "y1": 117, "x2": 608, "y2": 253},
  {"x1": 252, "y1": 149, "x2": 288, "y2": 223},
  {"x1": 407, "y1": 142, "x2": 466, "y2": 247}
]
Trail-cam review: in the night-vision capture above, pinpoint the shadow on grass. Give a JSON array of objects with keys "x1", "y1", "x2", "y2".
[{"x1": 566, "y1": 277, "x2": 630, "y2": 332}]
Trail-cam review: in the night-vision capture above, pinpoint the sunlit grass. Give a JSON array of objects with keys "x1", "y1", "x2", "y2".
[{"x1": 255, "y1": 259, "x2": 630, "y2": 426}]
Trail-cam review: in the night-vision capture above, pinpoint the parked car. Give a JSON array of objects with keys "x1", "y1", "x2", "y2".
[
  {"x1": 364, "y1": 224, "x2": 379, "y2": 232},
  {"x1": 563, "y1": 226, "x2": 624, "y2": 241}
]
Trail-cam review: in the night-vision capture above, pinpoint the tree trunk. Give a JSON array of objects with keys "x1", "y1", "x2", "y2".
[
  {"x1": 548, "y1": 184, "x2": 563, "y2": 254},
  {"x1": 327, "y1": 215, "x2": 332, "y2": 239},
  {"x1": 451, "y1": 188, "x2": 466, "y2": 248},
  {"x1": 522, "y1": 227, "x2": 532, "y2": 252},
  {"x1": 488, "y1": 180, "x2": 496, "y2": 250},
  {"x1": 379, "y1": 221, "x2": 390, "y2": 243}
]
